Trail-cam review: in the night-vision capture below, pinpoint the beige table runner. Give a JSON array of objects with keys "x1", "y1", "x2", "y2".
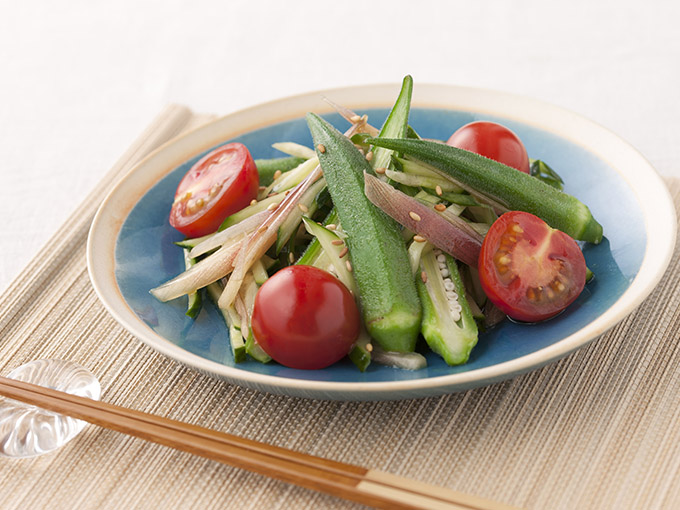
[{"x1": 1, "y1": 106, "x2": 679, "y2": 510}]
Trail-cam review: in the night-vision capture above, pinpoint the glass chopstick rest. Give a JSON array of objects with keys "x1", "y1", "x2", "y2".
[{"x1": 0, "y1": 359, "x2": 101, "y2": 458}]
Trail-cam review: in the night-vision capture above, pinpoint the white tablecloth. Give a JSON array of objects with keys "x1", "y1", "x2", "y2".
[{"x1": 1, "y1": 0, "x2": 678, "y2": 292}]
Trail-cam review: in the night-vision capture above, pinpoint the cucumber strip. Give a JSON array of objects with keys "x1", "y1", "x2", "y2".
[
  {"x1": 348, "y1": 326, "x2": 372, "y2": 372},
  {"x1": 370, "y1": 343, "x2": 427, "y2": 370},
  {"x1": 301, "y1": 217, "x2": 357, "y2": 294},
  {"x1": 417, "y1": 248, "x2": 478, "y2": 365},
  {"x1": 466, "y1": 205, "x2": 497, "y2": 225},
  {"x1": 274, "y1": 177, "x2": 326, "y2": 254},
  {"x1": 468, "y1": 222, "x2": 490, "y2": 237},
  {"x1": 245, "y1": 332, "x2": 272, "y2": 363},
  {"x1": 191, "y1": 209, "x2": 269, "y2": 259},
  {"x1": 175, "y1": 235, "x2": 211, "y2": 250},
  {"x1": 219, "y1": 193, "x2": 285, "y2": 230},
  {"x1": 408, "y1": 238, "x2": 429, "y2": 275},
  {"x1": 183, "y1": 249, "x2": 202, "y2": 318},
  {"x1": 265, "y1": 157, "x2": 319, "y2": 196},
  {"x1": 384, "y1": 169, "x2": 462, "y2": 192},
  {"x1": 370, "y1": 75, "x2": 413, "y2": 173},
  {"x1": 240, "y1": 274, "x2": 272, "y2": 364},
  {"x1": 206, "y1": 282, "x2": 246, "y2": 363},
  {"x1": 529, "y1": 159, "x2": 564, "y2": 190},
  {"x1": 296, "y1": 209, "x2": 340, "y2": 266},
  {"x1": 439, "y1": 192, "x2": 480, "y2": 207},
  {"x1": 394, "y1": 156, "x2": 463, "y2": 192},
  {"x1": 301, "y1": 215, "x2": 372, "y2": 372},
  {"x1": 255, "y1": 156, "x2": 306, "y2": 186},
  {"x1": 251, "y1": 259, "x2": 269, "y2": 285},
  {"x1": 271, "y1": 142, "x2": 316, "y2": 160},
  {"x1": 307, "y1": 113, "x2": 422, "y2": 353},
  {"x1": 368, "y1": 137, "x2": 603, "y2": 244}
]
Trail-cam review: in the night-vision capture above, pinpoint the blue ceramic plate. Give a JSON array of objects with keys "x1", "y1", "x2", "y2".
[{"x1": 88, "y1": 84, "x2": 676, "y2": 400}]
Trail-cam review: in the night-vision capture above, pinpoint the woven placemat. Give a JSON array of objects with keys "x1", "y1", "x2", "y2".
[{"x1": 1, "y1": 106, "x2": 679, "y2": 510}]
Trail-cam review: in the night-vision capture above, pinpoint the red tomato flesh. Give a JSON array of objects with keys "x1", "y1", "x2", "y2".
[
  {"x1": 478, "y1": 211, "x2": 586, "y2": 322},
  {"x1": 169, "y1": 143, "x2": 259, "y2": 238},
  {"x1": 251, "y1": 266, "x2": 360, "y2": 370},
  {"x1": 446, "y1": 121, "x2": 531, "y2": 174}
]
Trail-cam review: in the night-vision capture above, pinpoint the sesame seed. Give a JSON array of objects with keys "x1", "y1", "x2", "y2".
[
  {"x1": 435, "y1": 185, "x2": 443, "y2": 196},
  {"x1": 350, "y1": 114, "x2": 361, "y2": 123},
  {"x1": 267, "y1": 203, "x2": 279, "y2": 211},
  {"x1": 346, "y1": 260, "x2": 353, "y2": 272},
  {"x1": 413, "y1": 235, "x2": 426, "y2": 243},
  {"x1": 421, "y1": 271, "x2": 428, "y2": 283},
  {"x1": 250, "y1": 199, "x2": 257, "y2": 206},
  {"x1": 298, "y1": 203, "x2": 309, "y2": 213},
  {"x1": 338, "y1": 247, "x2": 349, "y2": 258},
  {"x1": 361, "y1": 114, "x2": 368, "y2": 123},
  {"x1": 434, "y1": 204, "x2": 446, "y2": 212},
  {"x1": 273, "y1": 170, "x2": 282, "y2": 180},
  {"x1": 409, "y1": 211, "x2": 421, "y2": 222},
  {"x1": 366, "y1": 343, "x2": 373, "y2": 352},
  {"x1": 258, "y1": 186, "x2": 266, "y2": 192},
  {"x1": 317, "y1": 144, "x2": 326, "y2": 153},
  {"x1": 375, "y1": 167, "x2": 387, "y2": 175},
  {"x1": 365, "y1": 151, "x2": 373, "y2": 161},
  {"x1": 288, "y1": 252, "x2": 295, "y2": 264},
  {"x1": 326, "y1": 224, "x2": 337, "y2": 231},
  {"x1": 331, "y1": 239, "x2": 344, "y2": 246}
]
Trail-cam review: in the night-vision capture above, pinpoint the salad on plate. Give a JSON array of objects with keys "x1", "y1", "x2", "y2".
[{"x1": 149, "y1": 76, "x2": 603, "y2": 373}]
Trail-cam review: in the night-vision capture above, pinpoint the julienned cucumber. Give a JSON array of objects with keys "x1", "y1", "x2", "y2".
[
  {"x1": 306, "y1": 113, "x2": 422, "y2": 353},
  {"x1": 255, "y1": 156, "x2": 305, "y2": 186},
  {"x1": 367, "y1": 138, "x2": 603, "y2": 244}
]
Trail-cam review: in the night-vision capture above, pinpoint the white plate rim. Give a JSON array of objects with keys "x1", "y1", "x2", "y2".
[{"x1": 87, "y1": 83, "x2": 677, "y2": 400}]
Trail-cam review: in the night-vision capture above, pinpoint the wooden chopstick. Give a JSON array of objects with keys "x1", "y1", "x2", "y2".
[{"x1": 0, "y1": 376, "x2": 520, "y2": 510}]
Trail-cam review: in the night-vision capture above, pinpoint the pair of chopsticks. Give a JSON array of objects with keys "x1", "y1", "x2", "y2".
[{"x1": 0, "y1": 376, "x2": 519, "y2": 510}]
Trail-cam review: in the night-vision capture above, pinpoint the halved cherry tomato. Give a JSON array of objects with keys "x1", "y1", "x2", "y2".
[
  {"x1": 251, "y1": 265, "x2": 360, "y2": 370},
  {"x1": 478, "y1": 211, "x2": 586, "y2": 322},
  {"x1": 446, "y1": 121, "x2": 531, "y2": 174},
  {"x1": 169, "y1": 143, "x2": 259, "y2": 238}
]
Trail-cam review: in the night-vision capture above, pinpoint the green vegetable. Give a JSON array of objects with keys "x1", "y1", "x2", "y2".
[
  {"x1": 206, "y1": 282, "x2": 246, "y2": 363},
  {"x1": 255, "y1": 156, "x2": 305, "y2": 186},
  {"x1": 183, "y1": 249, "x2": 202, "y2": 318},
  {"x1": 370, "y1": 75, "x2": 412, "y2": 172},
  {"x1": 529, "y1": 159, "x2": 564, "y2": 190},
  {"x1": 306, "y1": 113, "x2": 422, "y2": 352},
  {"x1": 367, "y1": 138, "x2": 603, "y2": 244},
  {"x1": 417, "y1": 249, "x2": 478, "y2": 365}
]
